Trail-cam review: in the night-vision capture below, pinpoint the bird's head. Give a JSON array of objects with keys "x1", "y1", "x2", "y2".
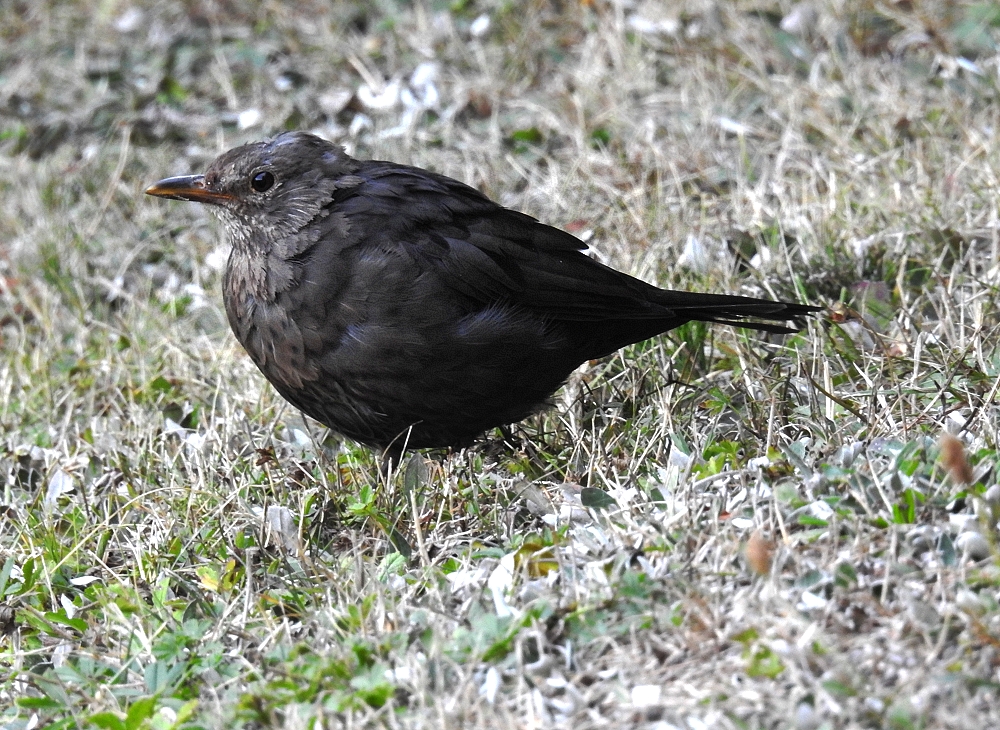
[{"x1": 146, "y1": 132, "x2": 357, "y2": 251}]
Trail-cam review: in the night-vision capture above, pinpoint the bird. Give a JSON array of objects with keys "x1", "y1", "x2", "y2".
[{"x1": 146, "y1": 131, "x2": 819, "y2": 466}]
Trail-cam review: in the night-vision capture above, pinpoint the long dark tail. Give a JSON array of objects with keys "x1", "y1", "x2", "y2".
[{"x1": 653, "y1": 291, "x2": 821, "y2": 334}]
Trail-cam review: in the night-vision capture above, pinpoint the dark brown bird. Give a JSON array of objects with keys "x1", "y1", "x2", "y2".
[{"x1": 146, "y1": 132, "x2": 818, "y2": 463}]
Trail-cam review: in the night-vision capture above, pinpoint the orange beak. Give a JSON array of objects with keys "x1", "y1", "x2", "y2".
[{"x1": 145, "y1": 175, "x2": 232, "y2": 205}]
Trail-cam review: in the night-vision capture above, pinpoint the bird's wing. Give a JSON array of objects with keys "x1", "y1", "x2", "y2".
[{"x1": 331, "y1": 162, "x2": 678, "y2": 322}]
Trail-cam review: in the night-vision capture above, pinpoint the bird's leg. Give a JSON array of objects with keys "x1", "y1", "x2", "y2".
[
  {"x1": 379, "y1": 444, "x2": 404, "y2": 481},
  {"x1": 379, "y1": 427, "x2": 416, "y2": 481}
]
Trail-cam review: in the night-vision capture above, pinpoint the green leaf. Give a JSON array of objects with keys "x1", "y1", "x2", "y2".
[
  {"x1": 386, "y1": 528, "x2": 413, "y2": 559},
  {"x1": 45, "y1": 611, "x2": 87, "y2": 633},
  {"x1": 731, "y1": 627, "x2": 759, "y2": 644},
  {"x1": 148, "y1": 376, "x2": 173, "y2": 394},
  {"x1": 797, "y1": 515, "x2": 828, "y2": 527},
  {"x1": 17, "y1": 696, "x2": 63, "y2": 710},
  {"x1": 510, "y1": 127, "x2": 543, "y2": 144},
  {"x1": 590, "y1": 127, "x2": 611, "y2": 147},
  {"x1": 746, "y1": 646, "x2": 785, "y2": 678},
  {"x1": 88, "y1": 712, "x2": 127, "y2": 730},
  {"x1": 350, "y1": 664, "x2": 393, "y2": 708},
  {"x1": 17, "y1": 557, "x2": 36, "y2": 595},
  {"x1": 125, "y1": 695, "x2": 158, "y2": 730},
  {"x1": 795, "y1": 569, "x2": 825, "y2": 589},
  {"x1": 581, "y1": 487, "x2": 615, "y2": 510},
  {"x1": 0, "y1": 556, "x2": 13, "y2": 596},
  {"x1": 821, "y1": 679, "x2": 856, "y2": 697},
  {"x1": 156, "y1": 75, "x2": 188, "y2": 106},
  {"x1": 835, "y1": 562, "x2": 858, "y2": 587},
  {"x1": 174, "y1": 700, "x2": 199, "y2": 725},
  {"x1": 145, "y1": 661, "x2": 182, "y2": 693},
  {"x1": 378, "y1": 551, "x2": 409, "y2": 579},
  {"x1": 939, "y1": 533, "x2": 957, "y2": 566},
  {"x1": 403, "y1": 453, "x2": 429, "y2": 493}
]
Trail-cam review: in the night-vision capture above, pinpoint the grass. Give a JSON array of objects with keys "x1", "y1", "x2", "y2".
[{"x1": 4, "y1": 0, "x2": 1000, "y2": 727}]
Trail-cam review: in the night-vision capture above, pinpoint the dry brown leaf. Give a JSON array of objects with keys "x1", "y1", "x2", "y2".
[{"x1": 940, "y1": 433, "x2": 974, "y2": 486}]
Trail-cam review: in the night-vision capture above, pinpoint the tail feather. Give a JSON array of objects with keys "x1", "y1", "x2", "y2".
[
  {"x1": 653, "y1": 292, "x2": 821, "y2": 333},
  {"x1": 695, "y1": 316, "x2": 807, "y2": 335}
]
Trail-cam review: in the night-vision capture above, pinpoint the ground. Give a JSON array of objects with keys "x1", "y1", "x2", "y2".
[{"x1": 2, "y1": 1, "x2": 1000, "y2": 728}]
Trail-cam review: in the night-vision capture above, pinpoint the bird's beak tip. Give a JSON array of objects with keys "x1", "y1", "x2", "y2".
[{"x1": 145, "y1": 174, "x2": 230, "y2": 204}]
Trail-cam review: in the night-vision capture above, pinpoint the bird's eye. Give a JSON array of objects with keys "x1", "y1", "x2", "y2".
[{"x1": 251, "y1": 171, "x2": 275, "y2": 192}]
